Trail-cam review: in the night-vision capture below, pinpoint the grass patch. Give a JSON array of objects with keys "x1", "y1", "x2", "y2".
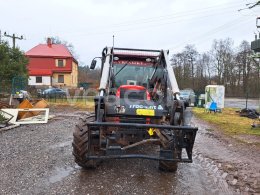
[
  {"x1": 46, "y1": 98, "x2": 95, "y2": 110},
  {"x1": 193, "y1": 107, "x2": 260, "y2": 136}
]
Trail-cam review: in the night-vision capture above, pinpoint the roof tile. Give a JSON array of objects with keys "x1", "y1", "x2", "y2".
[{"x1": 26, "y1": 44, "x2": 72, "y2": 57}]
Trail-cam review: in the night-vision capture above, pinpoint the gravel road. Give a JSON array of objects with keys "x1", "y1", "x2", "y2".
[{"x1": 0, "y1": 108, "x2": 259, "y2": 194}]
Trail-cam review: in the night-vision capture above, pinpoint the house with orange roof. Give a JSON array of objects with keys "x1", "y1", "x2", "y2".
[{"x1": 26, "y1": 38, "x2": 78, "y2": 88}]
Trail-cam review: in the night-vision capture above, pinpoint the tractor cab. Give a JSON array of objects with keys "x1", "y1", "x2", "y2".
[
  {"x1": 112, "y1": 59, "x2": 155, "y2": 90},
  {"x1": 104, "y1": 49, "x2": 168, "y2": 119},
  {"x1": 110, "y1": 49, "x2": 166, "y2": 100}
]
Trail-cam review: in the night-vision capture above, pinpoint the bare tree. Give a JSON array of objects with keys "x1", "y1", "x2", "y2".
[
  {"x1": 200, "y1": 52, "x2": 212, "y2": 83},
  {"x1": 171, "y1": 52, "x2": 186, "y2": 88},
  {"x1": 210, "y1": 38, "x2": 233, "y2": 85},
  {"x1": 195, "y1": 53, "x2": 213, "y2": 91},
  {"x1": 183, "y1": 45, "x2": 198, "y2": 88},
  {"x1": 170, "y1": 45, "x2": 199, "y2": 90},
  {"x1": 170, "y1": 38, "x2": 258, "y2": 97},
  {"x1": 235, "y1": 40, "x2": 253, "y2": 95}
]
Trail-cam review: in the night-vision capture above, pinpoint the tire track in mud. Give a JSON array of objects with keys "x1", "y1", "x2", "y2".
[
  {"x1": 170, "y1": 149, "x2": 234, "y2": 195},
  {"x1": 192, "y1": 114, "x2": 260, "y2": 194},
  {"x1": 181, "y1": 108, "x2": 235, "y2": 194},
  {"x1": 192, "y1": 151, "x2": 234, "y2": 195}
]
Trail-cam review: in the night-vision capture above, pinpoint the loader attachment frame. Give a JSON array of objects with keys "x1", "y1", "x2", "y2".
[{"x1": 86, "y1": 122, "x2": 198, "y2": 162}]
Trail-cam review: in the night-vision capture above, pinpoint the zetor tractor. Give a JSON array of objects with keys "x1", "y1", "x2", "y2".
[{"x1": 72, "y1": 47, "x2": 198, "y2": 171}]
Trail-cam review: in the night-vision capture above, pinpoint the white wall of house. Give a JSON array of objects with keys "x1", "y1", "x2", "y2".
[{"x1": 28, "y1": 76, "x2": 51, "y2": 86}]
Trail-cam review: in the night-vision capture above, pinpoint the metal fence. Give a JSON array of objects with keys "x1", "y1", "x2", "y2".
[{"x1": 0, "y1": 79, "x2": 12, "y2": 96}]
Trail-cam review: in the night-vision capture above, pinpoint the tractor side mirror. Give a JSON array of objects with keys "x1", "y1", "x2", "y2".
[{"x1": 90, "y1": 60, "x2": 97, "y2": 70}]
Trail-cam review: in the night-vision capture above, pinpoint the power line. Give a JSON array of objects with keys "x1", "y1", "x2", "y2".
[
  {"x1": 4, "y1": 32, "x2": 24, "y2": 49},
  {"x1": 108, "y1": 6, "x2": 240, "y2": 29},
  {"x1": 56, "y1": 1, "x2": 244, "y2": 38},
  {"x1": 194, "y1": 17, "x2": 252, "y2": 45},
  {"x1": 108, "y1": 1, "x2": 244, "y2": 28},
  {"x1": 66, "y1": 6, "x2": 243, "y2": 38},
  {"x1": 238, "y1": 0, "x2": 260, "y2": 11},
  {"x1": 247, "y1": 1, "x2": 260, "y2": 9},
  {"x1": 168, "y1": 16, "x2": 252, "y2": 50}
]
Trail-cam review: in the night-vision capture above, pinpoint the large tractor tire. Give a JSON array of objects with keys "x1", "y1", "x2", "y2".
[
  {"x1": 159, "y1": 158, "x2": 178, "y2": 172},
  {"x1": 159, "y1": 101, "x2": 185, "y2": 172},
  {"x1": 72, "y1": 113, "x2": 99, "y2": 169},
  {"x1": 158, "y1": 135, "x2": 178, "y2": 172}
]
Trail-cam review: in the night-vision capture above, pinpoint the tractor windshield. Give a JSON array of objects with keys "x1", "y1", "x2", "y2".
[{"x1": 113, "y1": 63, "x2": 154, "y2": 88}]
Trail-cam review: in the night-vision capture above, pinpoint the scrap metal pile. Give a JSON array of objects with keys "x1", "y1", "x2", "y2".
[
  {"x1": 239, "y1": 108, "x2": 259, "y2": 119},
  {"x1": 237, "y1": 108, "x2": 260, "y2": 128}
]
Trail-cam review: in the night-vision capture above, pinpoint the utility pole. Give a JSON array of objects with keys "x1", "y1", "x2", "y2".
[
  {"x1": 4, "y1": 32, "x2": 24, "y2": 49},
  {"x1": 113, "y1": 35, "x2": 115, "y2": 48}
]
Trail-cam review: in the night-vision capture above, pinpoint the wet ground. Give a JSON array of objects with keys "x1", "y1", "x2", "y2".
[{"x1": 0, "y1": 108, "x2": 259, "y2": 194}]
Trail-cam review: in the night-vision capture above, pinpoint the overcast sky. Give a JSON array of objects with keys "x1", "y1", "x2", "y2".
[{"x1": 1, "y1": 0, "x2": 259, "y2": 66}]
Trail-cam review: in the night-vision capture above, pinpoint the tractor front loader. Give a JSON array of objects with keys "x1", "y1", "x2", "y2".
[{"x1": 72, "y1": 47, "x2": 198, "y2": 171}]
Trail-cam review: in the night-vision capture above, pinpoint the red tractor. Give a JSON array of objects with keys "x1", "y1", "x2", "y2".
[{"x1": 72, "y1": 47, "x2": 198, "y2": 171}]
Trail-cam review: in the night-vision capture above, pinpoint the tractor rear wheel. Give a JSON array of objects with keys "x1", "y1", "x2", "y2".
[{"x1": 72, "y1": 113, "x2": 99, "y2": 168}]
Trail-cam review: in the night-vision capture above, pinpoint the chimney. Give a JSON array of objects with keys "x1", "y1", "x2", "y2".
[{"x1": 47, "y1": 37, "x2": 52, "y2": 47}]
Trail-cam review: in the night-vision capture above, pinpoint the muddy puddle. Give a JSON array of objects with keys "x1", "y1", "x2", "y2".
[{"x1": 46, "y1": 155, "x2": 234, "y2": 194}]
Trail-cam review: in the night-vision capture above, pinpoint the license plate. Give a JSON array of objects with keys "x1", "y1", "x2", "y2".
[{"x1": 136, "y1": 109, "x2": 155, "y2": 116}]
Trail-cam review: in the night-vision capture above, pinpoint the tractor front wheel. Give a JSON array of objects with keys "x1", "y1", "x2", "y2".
[
  {"x1": 158, "y1": 140, "x2": 178, "y2": 172},
  {"x1": 158, "y1": 127, "x2": 179, "y2": 172},
  {"x1": 159, "y1": 158, "x2": 178, "y2": 172},
  {"x1": 72, "y1": 113, "x2": 100, "y2": 168}
]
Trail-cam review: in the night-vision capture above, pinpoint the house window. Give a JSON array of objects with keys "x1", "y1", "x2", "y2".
[
  {"x1": 36, "y1": 76, "x2": 42, "y2": 83},
  {"x1": 58, "y1": 59, "x2": 64, "y2": 67},
  {"x1": 58, "y1": 75, "x2": 64, "y2": 83}
]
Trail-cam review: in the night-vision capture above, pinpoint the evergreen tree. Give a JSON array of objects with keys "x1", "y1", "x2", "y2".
[{"x1": 0, "y1": 41, "x2": 28, "y2": 81}]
